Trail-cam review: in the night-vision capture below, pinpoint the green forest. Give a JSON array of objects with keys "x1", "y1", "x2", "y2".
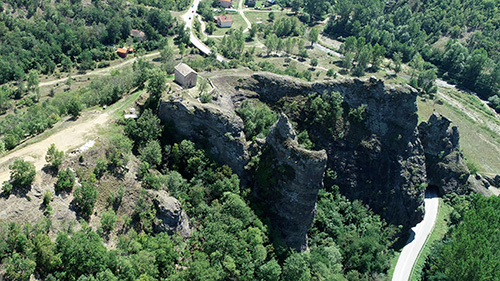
[
  {"x1": 0, "y1": 0, "x2": 186, "y2": 84},
  {"x1": 1, "y1": 0, "x2": 500, "y2": 280},
  {"x1": 0, "y1": 91, "x2": 397, "y2": 280},
  {"x1": 423, "y1": 194, "x2": 500, "y2": 281}
]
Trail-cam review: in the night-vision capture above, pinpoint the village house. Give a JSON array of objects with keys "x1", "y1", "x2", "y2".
[
  {"x1": 116, "y1": 47, "x2": 135, "y2": 58},
  {"x1": 174, "y1": 63, "x2": 197, "y2": 88},
  {"x1": 130, "y1": 29, "x2": 146, "y2": 41},
  {"x1": 218, "y1": 0, "x2": 232, "y2": 8},
  {"x1": 116, "y1": 48, "x2": 128, "y2": 58},
  {"x1": 246, "y1": 0, "x2": 256, "y2": 7},
  {"x1": 216, "y1": 15, "x2": 233, "y2": 28}
]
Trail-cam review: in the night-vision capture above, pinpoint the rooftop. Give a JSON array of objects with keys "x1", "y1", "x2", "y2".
[
  {"x1": 175, "y1": 63, "x2": 197, "y2": 76},
  {"x1": 130, "y1": 29, "x2": 145, "y2": 38},
  {"x1": 217, "y1": 15, "x2": 233, "y2": 23},
  {"x1": 116, "y1": 48, "x2": 128, "y2": 54}
]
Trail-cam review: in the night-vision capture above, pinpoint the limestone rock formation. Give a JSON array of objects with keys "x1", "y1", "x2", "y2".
[
  {"x1": 256, "y1": 114, "x2": 327, "y2": 252},
  {"x1": 241, "y1": 73, "x2": 426, "y2": 230},
  {"x1": 150, "y1": 190, "x2": 191, "y2": 238},
  {"x1": 158, "y1": 99, "x2": 249, "y2": 175},
  {"x1": 418, "y1": 114, "x2": 470, "y2": 194},
  {"x1": 158, "y1": 72, "x2": 481, "y2": 249}
]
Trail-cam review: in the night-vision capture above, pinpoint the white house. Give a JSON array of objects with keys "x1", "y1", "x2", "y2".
[
  {"x1": 174, "y1": 63, "x2": 197, "y2": 88},
  {"x1": 216, "y1": 15, "x2": 234, "y2": 28}
]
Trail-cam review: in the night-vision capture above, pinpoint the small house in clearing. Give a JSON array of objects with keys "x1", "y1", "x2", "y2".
[
  {"x1": 218, "y1": 0, "x2": 232, "y2": 8},
  {"x1": 246, "y1": 0, "x2": 256, "y2": 7},
  {"x1": 116, "y1": 47, "x2": 135, "y2": 58},
  {"x1": 116, "y1": 48, "x2": 128, "y2": 58},
  {"x1": 174, "y1": 63, "x2": 197, "y2": 88},
  {"x1": 216, "y1": 15, "x2": 233, "y2": 28},
  {"x1": 130, "y1": 29, "x2": 146, "y2": 41}
]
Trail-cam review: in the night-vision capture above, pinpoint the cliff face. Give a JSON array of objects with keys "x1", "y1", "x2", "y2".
[
  {"x1": 242, "y1": 73, "x2": 426, "y2": 229},
  {"x1": 256, "y1": 114, "x2": 327, "y2": 252},
  {"x1": 418, "y1": 114, "x2": 470, "y2": 194},
  {"x1": 158, "y1": 100, "x2": 249, "y2": 175},
  {"x1": 158, "y1": 72, "x2": 473, "y2": 251}
]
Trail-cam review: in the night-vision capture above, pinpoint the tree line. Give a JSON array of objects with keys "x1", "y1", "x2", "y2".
[{"x1": 0, "y1": 0, "x2": 181, "y2": 84}]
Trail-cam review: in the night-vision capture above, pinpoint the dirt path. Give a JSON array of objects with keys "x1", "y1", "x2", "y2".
[
  {"x1": 238, "y1": 0, "x2": 252, "y2": 33},
  {"x1": 436, "y1": 90, "x2": 500, "y2": 135},
  {"x1": 0, "y1": 110, "x2": 111, "y2": 184},
  {"x1": 0, "y1": 107, "x2": 115, "y2": 232},
  {"x1": 39, "y1": 51, "x2": 160, "y2": 88}
]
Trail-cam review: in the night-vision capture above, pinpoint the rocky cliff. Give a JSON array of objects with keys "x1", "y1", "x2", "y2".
[
  {"x1": 241, "y1": 73, "x2": 426, "y2": 229},
  {"x1": 256, "y1": 114, "x2": 327, "y2": 252},
  {"x1": 159, "y1": 72, "x2": 476, "y2": 250},
  {"x1": 418, "y1": 114, "x2": 470, "y2": 194},
  {"x1": 158, "y1": 99, "x2": 249, "y2": 175},
  {"x1": 149, "y1": 190, "x2": 192, "y2": 238}
]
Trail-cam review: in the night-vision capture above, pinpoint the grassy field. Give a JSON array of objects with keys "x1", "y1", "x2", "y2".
[
  {"x1": 417, "y1": 89, "x2": 500, "y2": 175},
  {"x1": 243, "y1": 10, "x2": 288, "y2": 24}
]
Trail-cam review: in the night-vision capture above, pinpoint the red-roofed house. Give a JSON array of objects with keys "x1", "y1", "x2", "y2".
[
  {"x1": 130, "y1": 29, "x2": 146, "y2": 41},
  {"x1": 116, "y1": 48, "x2": 128, "y2": 58},
  {"x1": 216, "y1": 15, "x2": 233, "y2": 28}
]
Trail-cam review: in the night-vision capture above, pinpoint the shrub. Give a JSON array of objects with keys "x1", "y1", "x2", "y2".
[
  {"x1": 200, "y1": 91, "x2": 212, "y2": 103},
  {"x1": 94, "y1": 158, "x2": 107, "y2": 179},
  {"x1": 108, "y1": 185, "x2": 125, "y2": 208},
  {"x1": 2, "y1": 181, "x2": 13, "y2": 195},
  {"x1": 100, "y1": 209, "x2": 117, "y2": 233},
  {"x1": 9, "y1": 159, "x2": 36, "y2": 188},
  {"x1": 326, "y1": 69, "x2": 336, "y2": 77},
  {"x1": 466, "y1": 160, "x2": 479, "y2": 175},
  {"x1": 348, "y1": 104, "x2": 367, "y2": 122},
  {"x1": 55, "y1": 168, "x2": 75, "y2": 193},
  {"x1": 43, "y1": 191, "x2": 53, "y2": 206},
  {"x1": 73, "y1": 182, "x2": 98, "y2": 219},
  {"x1": 45, "y1": 144, "x2": 64, "y2": 170},
  {"x1": 107, "y1": 134, "x2": 133, "y2": 168}
]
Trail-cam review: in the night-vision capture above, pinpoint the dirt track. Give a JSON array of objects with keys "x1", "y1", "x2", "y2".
[
  {"x1": 39, "y1": 51, "x2": 160, "y2": 88},
  {"x1": 0, "y1": 110, "x2": 111, "y2": 184}
]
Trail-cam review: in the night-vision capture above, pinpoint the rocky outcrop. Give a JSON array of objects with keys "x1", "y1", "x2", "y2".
[
  {"x1": 158, "y1": 100, "x2": 249, "y2": 175},
  {"x1": 241, "y1": 73, "x2": 426, "y2": 230},
  {"x1": 159, "y1": 72, "x2": 482, "y2": 249},
  {"x1": 418, "y1": 114, "x2": 470, "y2": 194},
  {"x1": 243, "y1": 74, "x2": 418, "y2": 138},
  {"x1": 150, "y1": 190, "x2": 192, "y2": 238},
  {"x1": 256, "y1": 114, "x2": 327, "y2": 252}
]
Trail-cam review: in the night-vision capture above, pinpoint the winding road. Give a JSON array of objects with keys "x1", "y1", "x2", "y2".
[
  {"x1": 182, "y1": 0, "x2": 226, "y2": 62},
  {"x1": 392, "y1": 189, "x2": 439, "y2": 281}
]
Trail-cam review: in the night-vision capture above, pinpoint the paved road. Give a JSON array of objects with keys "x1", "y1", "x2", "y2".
[
  {"x1": 392, "y1": 189, "x2": 439, "y2": 281},
  {"x1": 182, "y1": 0, "x2": 226, "y2": 62},
  {"x1": 312, "y1": 42, "x2": 344, "y2": 59}
]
